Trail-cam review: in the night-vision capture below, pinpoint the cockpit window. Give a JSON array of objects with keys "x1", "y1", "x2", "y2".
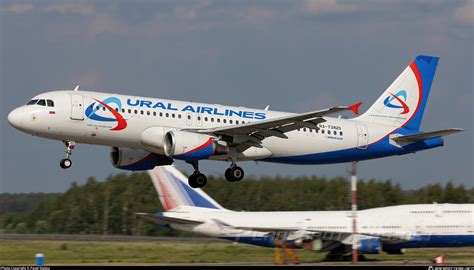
[
  {"x1": 47, "y1": 100, "x2": 54, "y2": 107},
  {"x1": 26, "y1": 99, "x2": 39, "y2": 105},
  {"x1": 37, "y1": 99, "x2": 46, "y2": 106}
]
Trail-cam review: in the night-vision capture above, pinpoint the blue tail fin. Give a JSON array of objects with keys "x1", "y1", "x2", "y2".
[
  {"x1": 357, "y1": 55, "x2": 439, "y2": 131},
  {"x1": 148, "y1": 166, "x2": 226, "y2": 211}
]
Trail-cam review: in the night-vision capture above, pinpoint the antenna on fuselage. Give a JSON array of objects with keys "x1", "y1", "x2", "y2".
[
  {"x1": 264, "y1": 105, "x2": 270, "y2": 111},
  {"x1": 73, "y1": 85, "x2": 79, "y2": 91}
]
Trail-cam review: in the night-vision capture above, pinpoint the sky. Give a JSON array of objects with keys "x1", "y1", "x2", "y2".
[{"x1": 0, "y1": 0, "x2": 473, "y2": 193}]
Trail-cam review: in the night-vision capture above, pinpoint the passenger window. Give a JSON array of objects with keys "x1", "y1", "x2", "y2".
[
  {"x1": 172, "y1": 114, "x2": 175, "y2": 118},
  {"x1": 147, "y1": 111, "x2": 150, "y2": 116},
  {"x1": 178, "y1": 114, "x2": 182, "y2": 119},
  {"x1": 230, "y1": 120, "x2": 233, "y2": 124},
  {"x1": 134, "y1": 110, "x2": 138, "y2": 114},
  {"x1": 128, "y1": 109, "x2": 131, "y2": 113},
  {"x1": 160, "y1": 112, "x2": 163, "y2": 117},
  {"x1": 166, "y1": 113, "x2": 169, "y2": 117},
  {"x1": 205, "y1": 117, "x2": 208, "y2": 121},
  {"x1": 322, "y1": 130, "x2": 325, "y2": 134},
  {"x1": 223, "y1": 119, "x2": 227, "y2": 124},
  {"x1": 26, "y1": 99, "x2": 39, "y2": 105},
  {"x1": 122, "y1": 108, "x2": 125, "y2": 113},
  {"x1": 140, "y1": 110, "x2": 144, "y2": 115},
  {"x1": 217, "y1": 119, "x2": 221, "y2": 123},
  {"x1": 187, "y1": 115, "x2": 191, "y2": 120},
  {"x1": 153, "y1": 112, "x2": 156, "y2": 116},
  {"x1": 211, "y1": 118, "x2": 214, "y2": 122},
  {"x1": 102, "y1": 107, "x2": 106, "y2": 111},
  {"x1": 37, "y1": 99, "x2": 46, "y2": 106},
  {"x1": 47, "y1": 100, "x2": 54, "y2": 107},
  {"x1": 340, "y1": 131, "x2": 343, "y2": 136},
  {"x1": 236, "y1": 120, "x2": 239, "y2": 125}
]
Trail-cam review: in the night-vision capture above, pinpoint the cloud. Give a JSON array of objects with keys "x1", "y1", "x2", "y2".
[
  {"x1": 74, "y1": 72, "x2": 101, "y2": 89},
  {"x1": 302, "y1": 0, "x2": 357, "y2": 15},
  {"x1": 42, "y1": 1, "x2": 96, "y2": 16},
  {"x1": 0, "y1": 3, "x2": 34, "y2": 14},
  {"x1": 454, "y1": 0, "x2": 474, "y2": 24}
]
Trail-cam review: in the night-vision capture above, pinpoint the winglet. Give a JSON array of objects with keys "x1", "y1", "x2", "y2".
[{"x1": 348, "y1": 102, "x2": 363, "y2": 115}]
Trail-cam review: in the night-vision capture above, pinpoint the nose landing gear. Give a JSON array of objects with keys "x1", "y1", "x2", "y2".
[{"x1": 60, "y1": 141, "x2": 75, "y2": 169}]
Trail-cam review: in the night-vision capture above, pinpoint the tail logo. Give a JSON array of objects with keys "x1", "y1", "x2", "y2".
[
  {"x1": 383, "y1": 90, "x2": 410, "y2": 115},
  {"x1": 85, "y1": 97, "x2": 127, "y2": 131}
]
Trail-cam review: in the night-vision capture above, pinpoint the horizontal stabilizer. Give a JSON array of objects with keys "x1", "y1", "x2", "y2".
[
  {"x1": 136, "y1": 212, "x2": 203, "y2": 225},
  {"x1": 392, "y1": 128, "x2": 464, "y2": 143}
]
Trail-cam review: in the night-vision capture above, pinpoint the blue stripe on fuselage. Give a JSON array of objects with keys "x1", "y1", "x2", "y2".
[
  {"x1": 219, "y1": 235, "x2": 474, "y2": 251},
  {"x1": 263, "y1": 129, "x2": 444, "y2": 165},
  {"x1": 384, "y1": 235, "x2": 474, "y2": 250}
]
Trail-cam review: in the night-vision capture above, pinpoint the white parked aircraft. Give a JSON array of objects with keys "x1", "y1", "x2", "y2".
[
  {"x1": 8, "y1": 55, "x2": 463, "y2": 187},
  {"x1": 138, "y1": 165, "x2": 474, "y2": 258}
]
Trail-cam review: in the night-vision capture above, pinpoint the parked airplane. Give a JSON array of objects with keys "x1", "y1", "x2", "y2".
[
  {"x1": 8, "y1": 55, "x2": 463, "y2": 187},
  {"x1": 138, "y1": 165, "x2": 474, "y2": 259}
]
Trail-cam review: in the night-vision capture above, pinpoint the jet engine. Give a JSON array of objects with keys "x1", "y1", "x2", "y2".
[
  {"x1": 358, "y1": 237, "x2": 381, "y2": 254},
  {"x1": 163, "y1": 130, "x2": 226, "y2": 160},
  {"x1": 110, "y1": 147, "x2": 173, "y2": 171}
]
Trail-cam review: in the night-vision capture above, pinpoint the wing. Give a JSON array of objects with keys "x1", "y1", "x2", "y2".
[
  {"x1": 136, "y1": 213, "x2": 203, "y2": 225},
  {"x1": 230, "y1": 224, "x2": 411, "y2": 243},
  {"x1": 185, "y1": 102, "x2": 362, "y2": 150},
  {"x1": 392, "y1": 128, "x2": 464, "y2": 143}
]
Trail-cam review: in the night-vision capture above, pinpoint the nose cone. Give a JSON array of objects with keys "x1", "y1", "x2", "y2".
[{"x1": 8, "y1": 108, "x2": 24, "y2": 129}]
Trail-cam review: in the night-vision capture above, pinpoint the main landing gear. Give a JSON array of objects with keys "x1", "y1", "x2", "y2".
[
  {"x1": 186, "y1": 161, "x2": 207, "y2": 188},
  {"x1": 185, "y1": 159, "x2": 245, "y2": 189},
  {"x1": 60, "y1": 141, "x2": 75, "y2": 169},
  {"x1": 225, "y1": 165, "x2": 244, "y2": 182},
  {"x1": 225, "y1": 153, "x2": 244, "y2": 182}
]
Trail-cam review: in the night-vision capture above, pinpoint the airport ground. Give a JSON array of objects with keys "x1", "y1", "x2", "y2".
[{"x1": 0, "y1": 235, "x2": 473, "y2": 266}]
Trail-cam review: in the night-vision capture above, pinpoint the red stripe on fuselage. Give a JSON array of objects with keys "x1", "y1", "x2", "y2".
[
  {"x1": 181, "y1": 138, "x2": 213, "y2": 155},
  {"x1": 94, "y1": 99, "x2": 128, "y2": 131}
]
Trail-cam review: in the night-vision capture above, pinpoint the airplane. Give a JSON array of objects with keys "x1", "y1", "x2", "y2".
[
  {"x1": 8, "y1": 55, "x2": 463, "y2": 188},
  {"x1": 138, "y1": 165, "x2": 474, "y2": 260}
]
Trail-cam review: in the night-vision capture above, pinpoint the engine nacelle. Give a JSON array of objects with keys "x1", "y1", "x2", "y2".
[
  {"x1": 358, "y1": 237, "x2": 381, "y2": 254},
  {"x1": 164, "y1": 131, "x2": 223, "y2": 160},
  {"x1": 111, "y1": 147, "x2": 173, "y2": 171}
]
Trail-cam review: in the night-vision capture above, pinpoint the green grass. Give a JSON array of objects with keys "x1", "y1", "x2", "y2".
[{"x1": 0, "y1": 240, "x2": 472, "y2": 265}]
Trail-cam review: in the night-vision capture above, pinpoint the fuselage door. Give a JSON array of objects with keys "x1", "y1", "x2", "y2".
[
  {"x1": 356, "y1": 124, "x2": 369, "y2": 150},
  {"x1": 70, "y1": 94, "x2": 84, "y2": 120}
]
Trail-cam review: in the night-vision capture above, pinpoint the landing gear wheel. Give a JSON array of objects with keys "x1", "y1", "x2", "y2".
[
  {"x1": 60, "y1": 158, "x2": 72, "y2": 169},
  {"x1": 225, "y1": 168, "x2": 235, "y2": 182},
  {"x1": 188, "y1": 173, "x2": 207, "y2": 188},
  {"x1": 225, "y1": 166, "x2": 244, "y2": 182}
]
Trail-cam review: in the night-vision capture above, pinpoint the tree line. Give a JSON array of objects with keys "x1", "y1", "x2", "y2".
[{"x1": 1, "y1": 172, "x2": 472, "y2": 236}]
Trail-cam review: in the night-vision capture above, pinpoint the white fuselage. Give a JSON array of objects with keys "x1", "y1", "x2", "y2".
[
  {"x1": 8, "y1": 90, "x2": 434, "y2": 165},
  {"x1": 163, "y1": 204, "x2": 474, "y2": 250}
]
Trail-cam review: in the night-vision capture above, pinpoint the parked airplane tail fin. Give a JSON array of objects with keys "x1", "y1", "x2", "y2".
[
  {"x1": 357, "y1": 55, "x2": 439, "y2": 131},
  {"x1": 148, "y1": 165, "x2": 226, "y2": 211}
]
